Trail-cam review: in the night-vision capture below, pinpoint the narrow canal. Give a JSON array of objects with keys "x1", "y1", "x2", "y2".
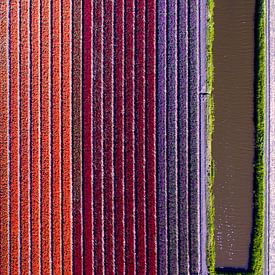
[{"x1": 213, "y1": 0, "x2": 256, "y2": 270}]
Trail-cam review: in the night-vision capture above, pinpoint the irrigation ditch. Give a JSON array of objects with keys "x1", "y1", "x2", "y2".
[{"x1": 206, "y1": 0, "x2": 265, "y2": 274}]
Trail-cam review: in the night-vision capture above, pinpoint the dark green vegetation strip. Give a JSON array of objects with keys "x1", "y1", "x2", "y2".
[
  {"x1": 206, "y1": 0, "x2": 265, "y2": 274},
  {"x1": 250, "y1": 0, "x2": 265, "y2": 273},
  {"x1": 206, "y1": 0, "x2": 215, "y2": 273}
]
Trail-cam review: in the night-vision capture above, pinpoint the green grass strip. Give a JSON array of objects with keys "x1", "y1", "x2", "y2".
[
  {"x1": 206, "y1": 0, "x2": 215, "y2": 273},
  {"x1": 206, "y1": 0, "x2": 265, "y2": 274},
  {"x1": 250, "y1": 0, "x2": 265, "y2": 273}
]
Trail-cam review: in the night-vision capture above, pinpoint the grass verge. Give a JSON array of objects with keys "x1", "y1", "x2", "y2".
[
  {"x1": 206, "y1": 0, "x2": 265, "y2": 274},
  {"x1": 206, "y1": 0, "x2": 215, "y2": 273},
  {"x1": 250, "y1": 0, "x2": 265, "y2": 273}
]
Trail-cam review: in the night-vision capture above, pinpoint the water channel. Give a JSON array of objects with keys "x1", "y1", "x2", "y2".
[{"x1": 213, "y1": 0, "x2": 256, "y2": 269}]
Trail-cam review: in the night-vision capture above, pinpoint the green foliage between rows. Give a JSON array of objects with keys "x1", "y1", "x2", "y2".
[
  {"x1": 206, "y1": 0, "x2": 215, "y2": 273},
  {"x1": 250, "y1": 0, "x2": 265, "y2": 273},
  {"x1": 206, "y1": 0, "x2": 266, "y2": 274}
]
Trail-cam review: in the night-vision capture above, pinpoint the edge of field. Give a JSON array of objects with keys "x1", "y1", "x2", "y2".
[
  {"x1": 206, "y1": 0, "x2": 215, "y2": 273},
  {"x1": 250, "y1": 0, "x2": 265, "y2": 274},
  {"x1": 205, "y1": 0, "x2": 266, "y2": 274}
]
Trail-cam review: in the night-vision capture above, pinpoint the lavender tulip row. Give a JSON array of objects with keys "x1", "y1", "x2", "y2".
[{"x1": 157, "y1": 0, "x2": 201, "y2": 273}]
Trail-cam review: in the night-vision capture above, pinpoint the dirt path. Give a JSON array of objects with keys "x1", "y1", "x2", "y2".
[{"x1": 199, "y1": 0, "x2": 208, "y2": 273}]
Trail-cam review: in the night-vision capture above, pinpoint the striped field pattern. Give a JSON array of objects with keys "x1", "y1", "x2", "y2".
[{"x1": 0, "y1": 0, "x2": 206, "y2": 274}]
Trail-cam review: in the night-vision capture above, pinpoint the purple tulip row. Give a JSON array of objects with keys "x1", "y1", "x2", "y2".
[{"x1": 156, "y1": 0, "x2": 201, "y2": 273}]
